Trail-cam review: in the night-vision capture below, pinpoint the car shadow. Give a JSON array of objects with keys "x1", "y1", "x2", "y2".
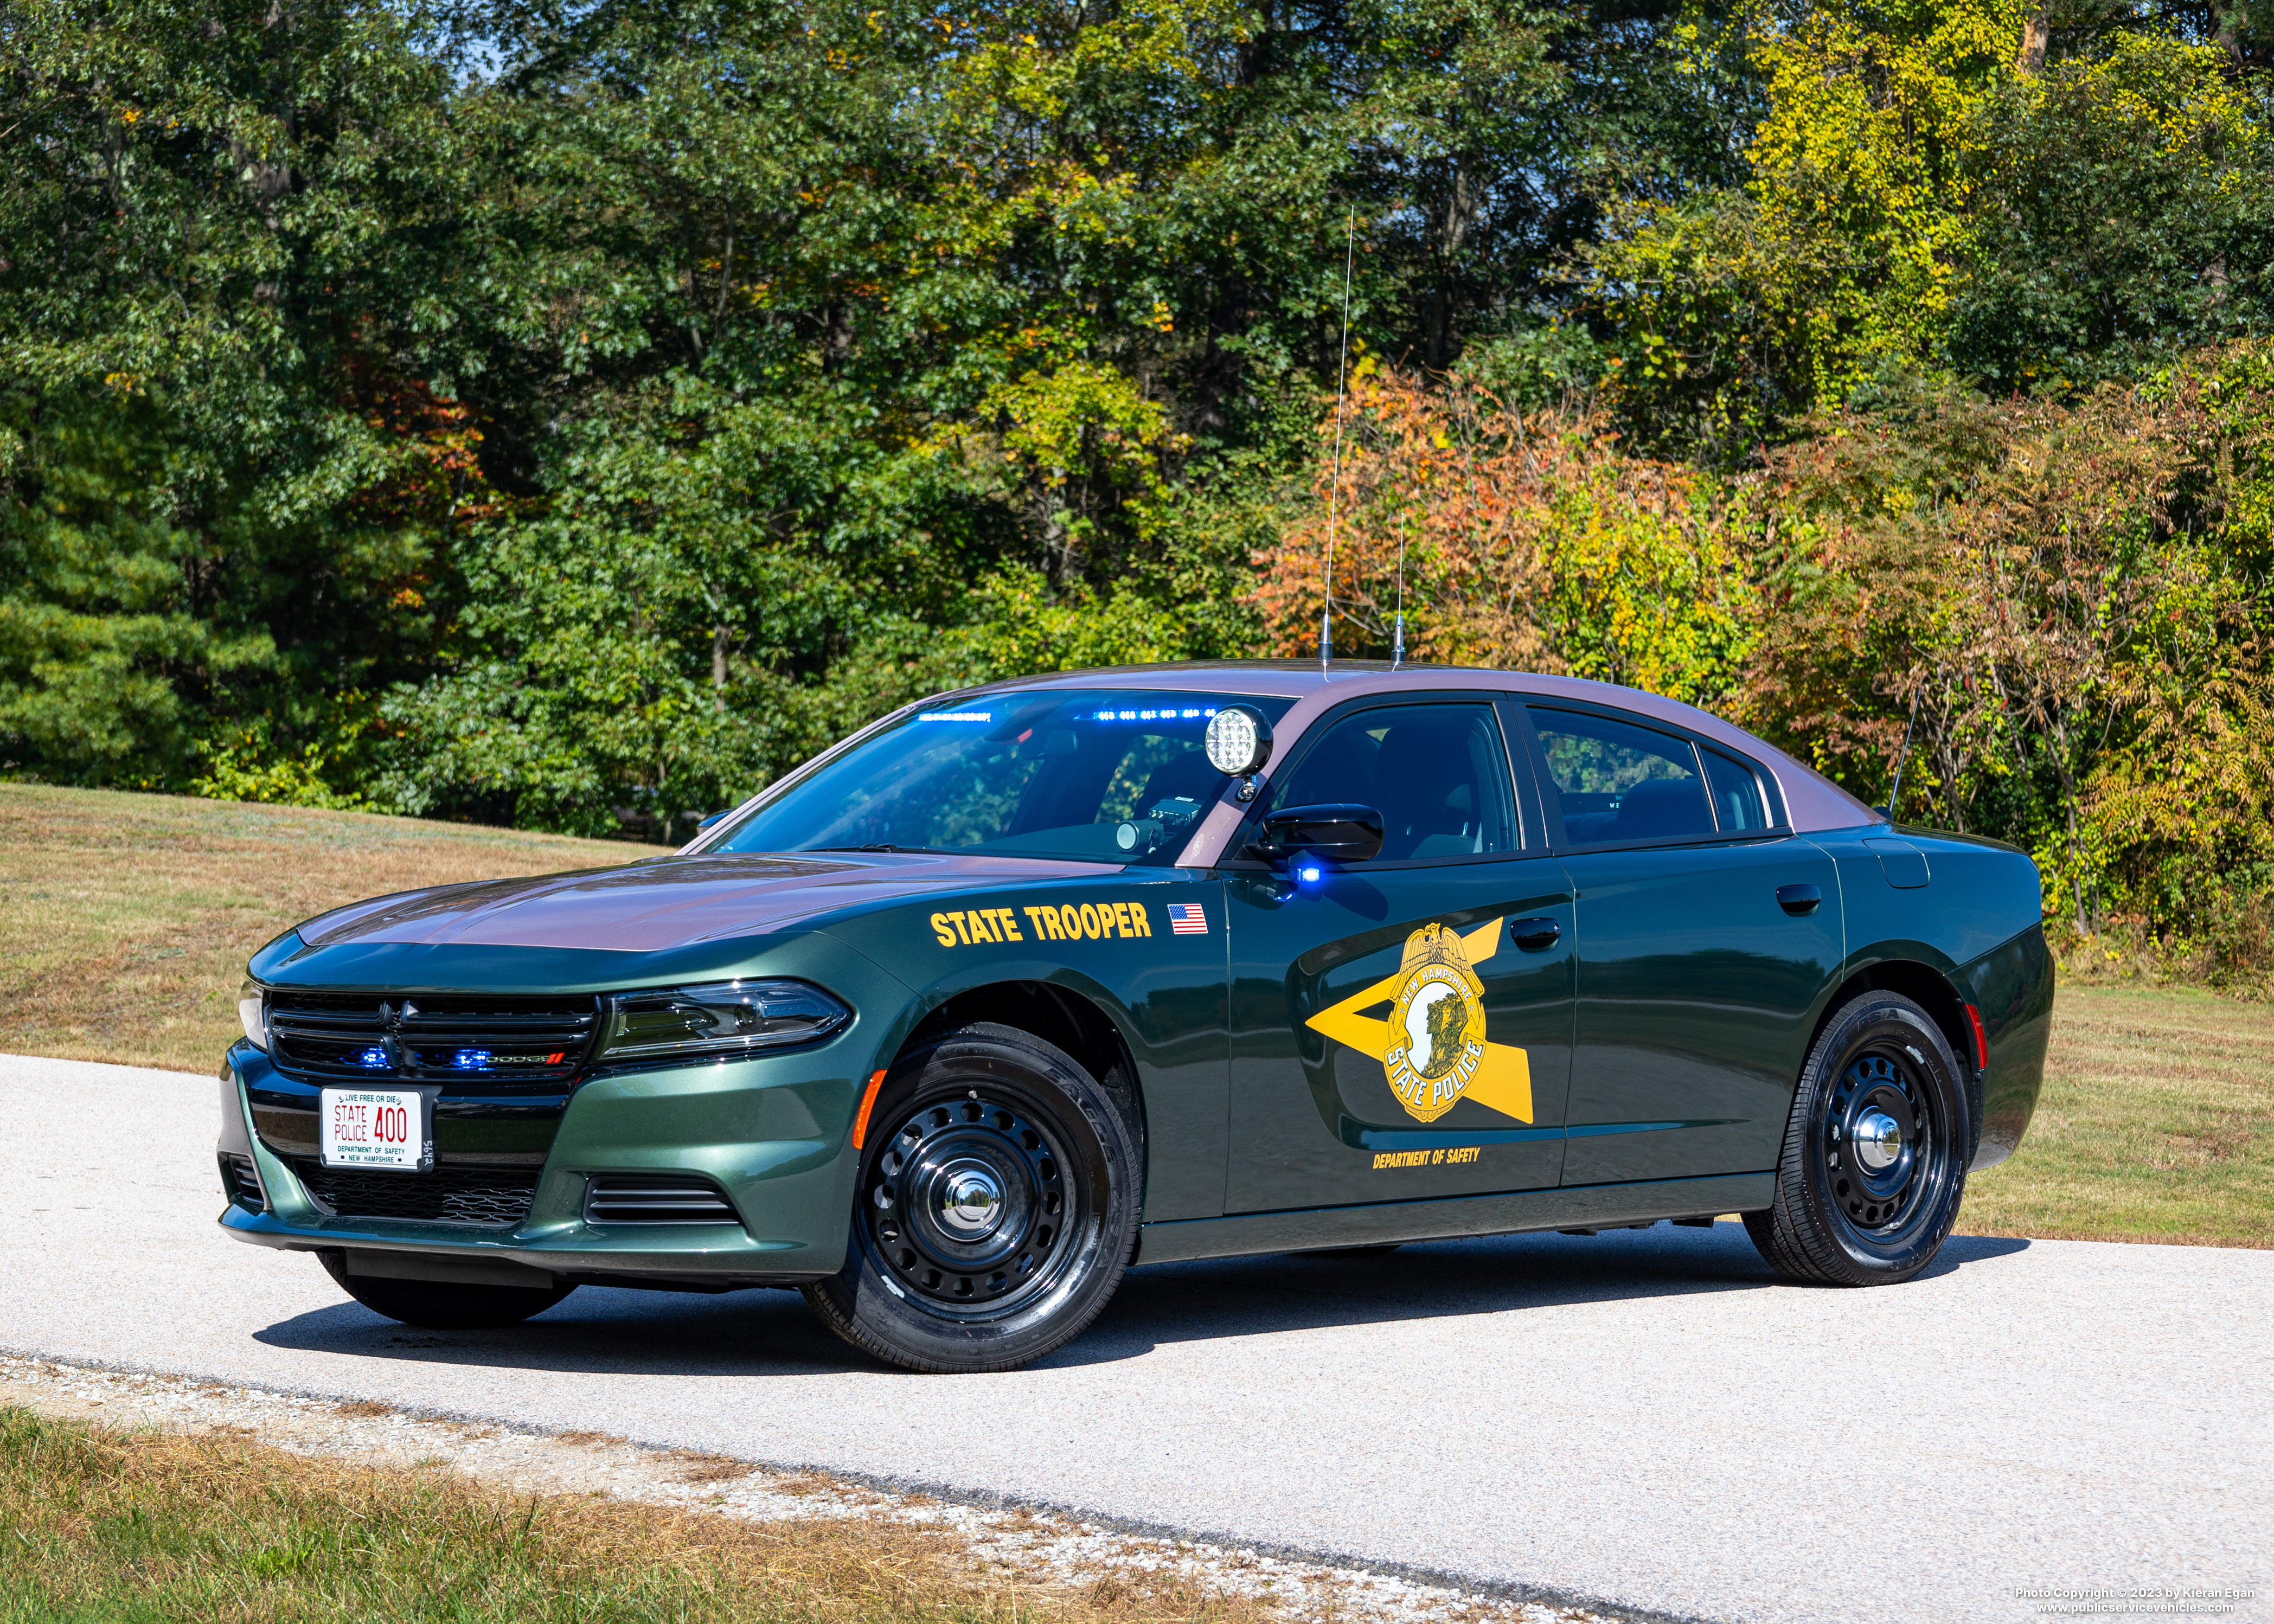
[{"x1": 248, "y1": 1225, "x2": 2030, "y2": 1378}]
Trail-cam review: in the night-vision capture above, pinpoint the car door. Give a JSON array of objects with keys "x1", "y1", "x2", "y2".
[
  {"x1": 1511, "y1": 703, "x2": 1842, "y2": 1187},
  {"x1": 1222, "y1": 697, "x2": 1576, "y2": 1214}
]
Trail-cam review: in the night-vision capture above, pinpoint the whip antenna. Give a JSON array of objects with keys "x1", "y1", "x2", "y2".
[
  {"x1": 1391, "y1": 506, "x2": 1407, "y2": 670},
  {"x1": 1321, "y1": 208, "x2": 1355, "y2": 667},
  {"x1": 1885, "y1": 684, "x2": 1923, "y2": 821}
]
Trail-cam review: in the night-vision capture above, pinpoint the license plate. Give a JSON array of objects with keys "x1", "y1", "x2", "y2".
[{"x1": 319, "y1": 1088, "x2": 430, "y2": 1171}]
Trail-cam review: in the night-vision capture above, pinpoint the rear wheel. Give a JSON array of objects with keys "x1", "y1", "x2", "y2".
[
  {"x1": 1745, "y1": 990, "x2": 1969, "y2": 1286},
  {"x1": 318, "y1": 1252, "x2": 575, "y2": 1330},
  {"x1": 802, "y1": 1022, "x2": 1138, "y2": 1373}
]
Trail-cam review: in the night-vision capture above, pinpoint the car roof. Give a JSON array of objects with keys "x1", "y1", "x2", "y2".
[{"x1": 956, "y1": 660, "x2": 1881, "y2": 838}]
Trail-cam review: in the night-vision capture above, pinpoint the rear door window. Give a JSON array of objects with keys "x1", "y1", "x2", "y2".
[{"x1": 1527, "y1": 709, "x2": 1714, "y2": 846}]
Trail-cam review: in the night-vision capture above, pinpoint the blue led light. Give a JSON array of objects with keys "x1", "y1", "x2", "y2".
[
  {"x1": 1297, "y1": 864, "x2": 1324, "y2": 883},
  {"x1": 451, "y1": 1048, "x2": 493, "y2": 1070},
  {"x1": 355, "y1": 1046, "x2": 388, "y2": 1069},
  {"x1": 1090, "y1": 704, "x2": 1218, "y2": 722}
]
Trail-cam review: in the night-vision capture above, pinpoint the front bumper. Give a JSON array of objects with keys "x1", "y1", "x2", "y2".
[{"x1": 218, "y1": 1039, "x2": 866, "y2": 1286}]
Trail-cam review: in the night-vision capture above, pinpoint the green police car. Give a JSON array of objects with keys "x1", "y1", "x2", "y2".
[{"x1": 217, "y1": 662, "x2": 2053, "y2": 1372}]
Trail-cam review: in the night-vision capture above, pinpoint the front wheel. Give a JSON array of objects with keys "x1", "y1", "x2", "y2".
[
  {"x1": 1745, "y1": 991, "x2": 1970, "y2": 1286},
  {"x1": 802, "y1": 1022, "x2": 1139, "y2": 1373}
]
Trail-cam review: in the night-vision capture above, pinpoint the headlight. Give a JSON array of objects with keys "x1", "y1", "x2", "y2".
[
  {"x1": 238, "y1": 979, "x2": 268, "y2": 1051},
  {"x1": 598, "y1": 979, "x2": 851, "y2": 1063}
]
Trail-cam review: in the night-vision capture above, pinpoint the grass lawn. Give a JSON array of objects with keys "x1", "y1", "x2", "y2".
[
  {"x1": 1961, "y1": 983, "x2": 2272, "y2": 1248},
  {"x1": 0, "y1": 782, "x2": 2264, "y2": 1248},
  {"x1": 0, "y1": 1406, "x2": 1240, "y2": 1624},
  {"x1": 0, "y1": 784, "x2": 653, "y2": 1075}
]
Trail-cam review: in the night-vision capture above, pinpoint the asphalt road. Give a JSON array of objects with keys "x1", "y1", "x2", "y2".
[{"x1": 3, "y1": 1053, "x2": 2267, "y2": 1624}]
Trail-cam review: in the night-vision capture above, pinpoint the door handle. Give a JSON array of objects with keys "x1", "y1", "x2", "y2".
[
  {"x1": 1777, "y1": 883, "x2": 1822, "y2": 916},
  {"x1": 1508, "y1": 916, "x2": 1562, "y2": 951}
]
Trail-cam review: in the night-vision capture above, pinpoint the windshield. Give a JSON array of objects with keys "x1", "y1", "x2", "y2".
[{"x1": 709, "y1": 690, "x2": 1298, "y2": 865}]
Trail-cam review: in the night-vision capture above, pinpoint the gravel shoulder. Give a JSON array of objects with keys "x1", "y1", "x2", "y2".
[{"x1": 1, "y1": 1352, "x2": 1609, "y2": 1624}]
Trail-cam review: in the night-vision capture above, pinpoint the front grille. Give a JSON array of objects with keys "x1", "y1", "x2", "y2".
[
  {"x1": 584, "y1": 1172, "x2": 741, "y2": 1226},
  {"x1": 293, "y1": 1160, "x2": 540, "y2": 1227},
  {"x1": 219, "y1": 1153, "x2": 267, "y2": 1213},
  {"x1": 266, "y1": 992, "x2": 601, "y2": 1086}
]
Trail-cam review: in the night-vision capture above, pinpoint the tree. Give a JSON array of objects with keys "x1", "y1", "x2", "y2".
[{"x1": 0, "y1": 0, "x2": 488, "y2": 784}]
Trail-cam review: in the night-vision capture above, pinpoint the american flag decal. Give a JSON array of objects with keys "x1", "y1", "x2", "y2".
[{"x1": 1166, "y1": 902, "x2": 1208, "y2": 936}]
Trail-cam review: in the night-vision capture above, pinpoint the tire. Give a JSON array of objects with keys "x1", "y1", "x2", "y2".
[
  {"x1": 802, "y1": 1022, "x2": 1139, "y2": 1373},
  {"x1": 1745, "y1": 990, "x2": 1971, "y2": 1287},
  {"x1": 318, "y1": 1251, "x2": 576, "y2": 1330}
]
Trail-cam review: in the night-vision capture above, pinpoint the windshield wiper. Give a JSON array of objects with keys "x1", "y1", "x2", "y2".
[{"x1": 811, "y1": 843, "x2": 936, "y2": 854}]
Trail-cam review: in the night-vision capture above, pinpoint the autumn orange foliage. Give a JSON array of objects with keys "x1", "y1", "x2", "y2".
[
  {"x1": 1255, "y1": 350, "x2": 2274, "y2": 978},
  {"x1": 1254, "y1": 368, "x2": 1754, "y2": 710}
]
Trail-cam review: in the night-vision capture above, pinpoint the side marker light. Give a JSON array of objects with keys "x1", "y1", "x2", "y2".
[
  {"x1": 851, "y1": 1068, "x2": 888, "y2": 1151},
  {"x1": 1963, "y1": 1003, "x2": 1989, "y2": 1071}
]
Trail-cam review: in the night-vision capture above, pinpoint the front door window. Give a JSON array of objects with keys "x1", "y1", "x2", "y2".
[{"x1": 1263, "y1": 702, "x2": 1520, "y2": 860}]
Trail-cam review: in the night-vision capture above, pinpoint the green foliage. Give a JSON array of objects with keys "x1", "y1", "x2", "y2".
[
  {"x1": 4, "y1": 0, "x2": 2274, "y2": 973},
  {"x1": 1584, "y1": 0, "x2": 2274, "y2": 457},
  {"x1": 1948, "y1": 36, "x2": 2274, "y2": 393},
  {"x1": 0, "y1": 0, "x2": 481, "y2": 793},
  {"x1": 1735, "y1": 346, "x2": 2274, "y2": 951},
  {"x1": 191, "y1": 709, "x2": 372, "y2": 810}
]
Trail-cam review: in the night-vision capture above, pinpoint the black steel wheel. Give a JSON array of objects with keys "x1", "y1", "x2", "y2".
[
  {"x1": 1745, "y1": 990, "x2": 1969, "y2": 1286},
  {"x1": 317, "y1": 1251, "x2": 576, "y2": 1330},
  {"x1": 802, "y1": 1022, "x2": 1138, "y2": 1372}
]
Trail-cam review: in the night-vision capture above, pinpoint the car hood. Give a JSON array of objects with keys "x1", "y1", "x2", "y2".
[{"x1": 294, "y1": 851, "x2": 1122, "y2": 954}]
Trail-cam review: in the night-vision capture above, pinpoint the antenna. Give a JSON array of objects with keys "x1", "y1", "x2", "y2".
[
  {"x1": 1885, "y1": 684, "x2": 1923, "y2": 821},
  {"x1": 1321, "y1": 208, "x2": 1355, "y2": 667},
  {"x1": 1391, "y1": 506, "x2": 1407, "y2": 670}
]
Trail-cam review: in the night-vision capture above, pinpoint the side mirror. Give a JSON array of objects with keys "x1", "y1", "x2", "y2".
[
  {"x1": 697, "y1": 810, "x2": 732, "y2": 831},
  {"x1": 1247, "y1": 803, "x2": 1385, "y2": 867}
]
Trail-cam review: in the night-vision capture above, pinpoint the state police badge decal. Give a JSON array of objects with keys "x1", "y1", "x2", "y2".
[
  {"x1": 1385, "y1": 923, "x2": 1489, "y2": 1122},
  {"x1": 1305, "y1": 917, "x2": 1535, "y2": 1125}
]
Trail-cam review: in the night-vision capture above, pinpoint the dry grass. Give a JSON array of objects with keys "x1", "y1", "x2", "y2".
[
  {"x1": 1962, "y1": 984, "x2": 2274, "y2": 1247},
  {"x1": 674, "y1": 1453, "x2": 757, "y2": 1485},
  {"x1": 0, "y1": 784, "x2": 655, "y2": 1074},
  {"x1": 0, "y1": 1405, "x2": 1278, "y2": 1624}
]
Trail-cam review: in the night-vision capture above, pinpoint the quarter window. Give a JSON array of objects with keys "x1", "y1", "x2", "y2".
[
  {"x1": 1528, "y1": 709, "x2": 1714, "y2": 845},
  {"x1": 1265, "y1": 703, "x2": 1519, "y2": 861},
  {"x1": 1702, "y1": 748, "x2": 1770, "y2": 832}
]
